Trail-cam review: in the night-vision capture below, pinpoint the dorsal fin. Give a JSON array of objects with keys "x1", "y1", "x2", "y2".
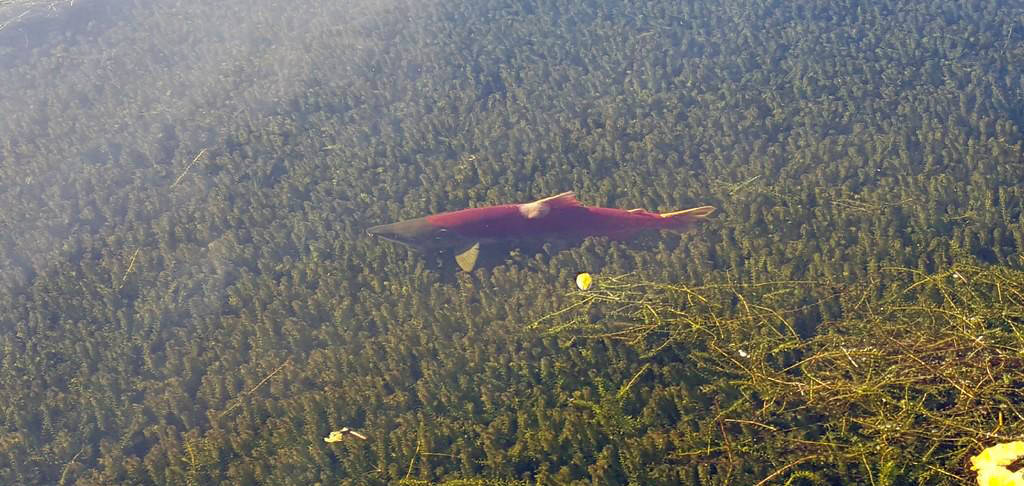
[{"x1": 519, "y1": 191, "x2": 581, "y2": 219}]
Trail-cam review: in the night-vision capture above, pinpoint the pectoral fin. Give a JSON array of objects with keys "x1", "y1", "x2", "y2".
[{"x1": 455, "y1": 242, "x2": 482, "y2": 272}]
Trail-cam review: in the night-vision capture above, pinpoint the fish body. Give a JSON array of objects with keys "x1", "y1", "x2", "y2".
[{"x1": 367, "y1": 192, "x2": 715, "y2": 271}]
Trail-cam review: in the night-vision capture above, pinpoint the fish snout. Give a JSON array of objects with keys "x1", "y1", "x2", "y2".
[
  {"x1": 366, "y1": 224, "x2": 401, "y2": 242},
  {"x1": 366, "y1": 218, "x2": 441, "y2": 250}
]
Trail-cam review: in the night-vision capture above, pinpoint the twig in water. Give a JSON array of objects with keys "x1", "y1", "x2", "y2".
[
  {"x1": 117, "y1": 248, "x2": 140, "y2": 288},
  {"x1": 218, "y1": 358, "x2": 290, "y2": 418},
  {"x1": 753, "y1": 455, "x2": 819, "y2": 486},
  {"x1": 171, "y1": 148, "x2": 208, "y2": 188},
  {"x1": 58, "y1": 448, "x2": 84, "y2": 486},
  {"x1": 404, "y1": 438, "x2": 421, "y2": 481}
]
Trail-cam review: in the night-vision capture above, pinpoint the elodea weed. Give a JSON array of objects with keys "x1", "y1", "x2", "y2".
[{"x1": 535, "y1": 264, "x2": 1024, "y2": 484}]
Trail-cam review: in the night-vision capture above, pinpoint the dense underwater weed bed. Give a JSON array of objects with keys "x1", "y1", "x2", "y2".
[{"x1": 533, "y1": 263, "x2": 1024, "y2": 484}]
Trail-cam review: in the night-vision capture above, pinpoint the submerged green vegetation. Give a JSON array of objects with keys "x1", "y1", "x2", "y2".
[
  {"x1": 0, "y1": 0, "x2": 1022, "y2": 484},
  {"x1": 533, "y1": 265, "x2": 1024, "y2": 483}
]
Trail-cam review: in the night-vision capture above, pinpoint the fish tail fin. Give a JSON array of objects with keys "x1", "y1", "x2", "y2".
[{"x1": 658, "y1": 206, "x2": 716, "y2": 231}]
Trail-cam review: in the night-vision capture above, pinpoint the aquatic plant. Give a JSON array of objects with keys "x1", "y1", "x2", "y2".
[
  {"x1": 535, "y1": 264, "x2": 1024, "y2": 483},
  {"x1": 2, "y1": 0, "x2": 1024, "y2": 483}
]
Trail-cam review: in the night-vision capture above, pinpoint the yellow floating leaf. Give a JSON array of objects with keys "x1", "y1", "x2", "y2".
[
  {"x1": 324, "y1": 427, "x2": 368, "y2": 443},
  {"x1": 576, "y1": 272, "x2": 593, "y2": 290},
  {"x1": 972, "y1": 441, "x2": 1024, "y2": 486},
  {"x1": 324, "y1": 431, "x2": 344, "y2": 443}
]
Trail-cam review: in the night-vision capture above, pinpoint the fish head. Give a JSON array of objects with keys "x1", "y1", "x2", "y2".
[{"x1": 367, "y1": 217, "x2": 464, "y2": 251}]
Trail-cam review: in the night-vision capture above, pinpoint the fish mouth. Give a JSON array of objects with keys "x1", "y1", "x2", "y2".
[
  {"x1": 367, "y1": 225, "x2": 413, "y2": 247},
  {"x1": 366, "y1": 220, "x2": 436, "y2": 251}
]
